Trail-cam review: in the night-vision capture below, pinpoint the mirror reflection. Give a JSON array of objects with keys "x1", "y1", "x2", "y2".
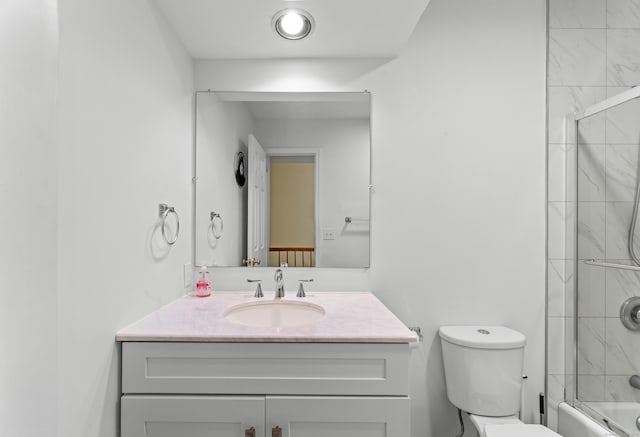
[{"x1": 195, "y1": 92, "x2": 371, "y2": 268}]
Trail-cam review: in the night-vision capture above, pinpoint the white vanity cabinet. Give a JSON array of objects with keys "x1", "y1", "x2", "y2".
[{"x1": 120, "y1": 342, "x2": 411, "y2": 437}]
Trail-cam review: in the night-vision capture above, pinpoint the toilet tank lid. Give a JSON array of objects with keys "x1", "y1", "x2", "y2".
[{"x1": 439, "y1": 326, "x2": 526, "y2": 349}]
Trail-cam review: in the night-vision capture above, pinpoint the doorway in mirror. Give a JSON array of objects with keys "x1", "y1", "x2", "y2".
[{"x1": 268, "y1": 155, "x2": 316, "y2": 267}]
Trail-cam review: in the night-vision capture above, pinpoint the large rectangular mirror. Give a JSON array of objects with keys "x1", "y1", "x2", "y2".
[{"x1": 194, "y1": 91, "x2": 371, "y2": 268}]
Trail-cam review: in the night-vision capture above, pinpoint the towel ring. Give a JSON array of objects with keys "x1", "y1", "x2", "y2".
[
  {"x1": 209, "y1": 211, "x2": 223, "y2": 239},
  {"x1": 159, "y1": 203, "x2": 179, "y2": 245}
]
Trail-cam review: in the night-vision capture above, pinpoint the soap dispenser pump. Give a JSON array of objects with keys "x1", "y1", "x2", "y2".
[{"x1": 195, "y1": 266, "x2": 211, "y2": 298}]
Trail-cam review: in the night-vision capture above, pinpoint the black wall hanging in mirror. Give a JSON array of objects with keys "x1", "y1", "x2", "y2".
[{"x1": 234, "y1": 151, "x2": 246, "y2": 187}]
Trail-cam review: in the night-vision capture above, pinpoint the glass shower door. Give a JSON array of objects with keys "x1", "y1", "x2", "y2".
[{"x1": 575, "y1": 89, "x2": 640, "y2": 437}]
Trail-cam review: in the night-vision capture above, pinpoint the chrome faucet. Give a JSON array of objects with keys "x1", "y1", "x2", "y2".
[{"x1": 274, "y1": 268, "x2": 284, "y2": 298}]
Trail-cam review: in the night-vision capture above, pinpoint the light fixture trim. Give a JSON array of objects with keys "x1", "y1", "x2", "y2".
[{"x1": 272, "y1": 8, "x2": 314, "y2": 40}]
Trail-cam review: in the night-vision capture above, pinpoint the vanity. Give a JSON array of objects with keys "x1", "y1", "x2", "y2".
[
  {"x1": 117, "y1": 91, "x2": 415, "y2": 436},
  {"x1": 117, "y1": 291, "x2": 416, "y2": 437}
]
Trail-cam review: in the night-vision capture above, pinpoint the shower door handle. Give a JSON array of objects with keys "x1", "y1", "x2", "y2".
[{"x1": 630, "y1": 374, "x2": 640, "y2": 390}]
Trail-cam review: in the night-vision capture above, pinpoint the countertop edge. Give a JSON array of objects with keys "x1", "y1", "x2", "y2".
[{"x1": 115, "y1": 335, "x2": 418, "y2": 343}]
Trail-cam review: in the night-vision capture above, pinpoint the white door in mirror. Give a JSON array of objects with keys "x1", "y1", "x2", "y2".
[{"x1": 247, "y1": 134, "x2": 268, "y2": 266}]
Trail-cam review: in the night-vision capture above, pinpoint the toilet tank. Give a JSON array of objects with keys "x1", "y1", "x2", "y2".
[{"x1": 439, "y1": 326, "x2": 526, "y2": 417}]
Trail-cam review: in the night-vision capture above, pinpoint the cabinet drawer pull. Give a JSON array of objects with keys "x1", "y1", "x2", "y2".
[
  {"x1": 272, "y1": 426, "x2": 282, "y2": 437},
  {"x1": 245, "y1": 426, "x2": 256, "y2": 437}
]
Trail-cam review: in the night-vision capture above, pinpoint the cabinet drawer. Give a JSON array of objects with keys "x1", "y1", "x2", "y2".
[{"x1": 122, "y1": 342, "x2": 409, "y2": 396}]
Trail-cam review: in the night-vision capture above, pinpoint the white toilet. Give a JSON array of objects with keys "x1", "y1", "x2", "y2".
[{"x1": 439, "y1": 325, "x2": 561, "y2": 437}]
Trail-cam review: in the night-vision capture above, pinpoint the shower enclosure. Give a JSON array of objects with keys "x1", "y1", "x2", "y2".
[{"x1": 572, "y1": 86, "x2": 640, "y2": 437}]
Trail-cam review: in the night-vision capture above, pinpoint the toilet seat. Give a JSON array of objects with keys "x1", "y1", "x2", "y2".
[
  {"x1": 469, "y1": 413, "x2": 522, "y2": 434},
  {"x1": 469, "y1": 414, "x2": 562, "y2": 437},
  {"x1": 484, "y1": 424, "x2": 562, "y2": 437}
]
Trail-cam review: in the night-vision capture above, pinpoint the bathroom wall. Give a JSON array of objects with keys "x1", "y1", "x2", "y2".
[
  {"x1": 254, "y1": 118, "x2": 370, "y2": 268},
  {"x1": 196, "y1": 0, "x2": 546, "y2": 435},
  {"x1": 0, "y1": 1, "x2": 548, "y2": 436},
  {"x1": 0, "y1": 1, "x2": 59, "y2": 436},
  {"x1": 57, "y1": 1, "x2": 193, "y2": 436},
  {"x1": 547, "y1": 0, "x2": 640, "y2": 430},
  {"x1": 195, "y1": 96, "x2": 253, "y2": 267}
]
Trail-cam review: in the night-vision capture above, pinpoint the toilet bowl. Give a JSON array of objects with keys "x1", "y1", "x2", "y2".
[{"x1": 439, "y1": 326, "x2": 562, "y2": 437}]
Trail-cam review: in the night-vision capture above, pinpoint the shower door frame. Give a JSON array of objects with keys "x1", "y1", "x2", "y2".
[{"x1": 568, "y1": 85, "x2": 640, "y2": 431}]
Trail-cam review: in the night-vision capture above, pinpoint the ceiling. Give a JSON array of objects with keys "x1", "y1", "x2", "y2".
[{"x1": 152, "y1": 0, "x2": 431, "y2": 59}]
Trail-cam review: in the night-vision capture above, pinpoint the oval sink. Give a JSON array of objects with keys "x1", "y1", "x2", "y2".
[{"x1": 224, "y1": 300, "x2": 325, "y2": 328}]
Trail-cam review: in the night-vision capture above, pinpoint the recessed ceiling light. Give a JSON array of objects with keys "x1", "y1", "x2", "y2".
[{"x1": 273, "y1": 9, "x2": 314, "y2": 40}]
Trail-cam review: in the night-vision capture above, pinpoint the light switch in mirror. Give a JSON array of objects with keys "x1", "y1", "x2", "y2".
[{"x1": 194, "y1": 91, "x2": 371, "y2": 268}]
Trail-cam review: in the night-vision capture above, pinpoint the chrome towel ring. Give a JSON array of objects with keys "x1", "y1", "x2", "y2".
[
  {"x1": 159, "y1": 203, "x2": 179, "y2": 245},
  {"x1": 209, "y1": 211, "x2": 223, "y2": 239}
]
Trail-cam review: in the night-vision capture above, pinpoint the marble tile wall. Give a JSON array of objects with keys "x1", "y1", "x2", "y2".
[{"x1": 547, "y1": 0, "x2": 640, "y2": 431}]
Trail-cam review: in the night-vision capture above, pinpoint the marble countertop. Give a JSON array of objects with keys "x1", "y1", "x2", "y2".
[{"x1": 116, "y1": 291, "x2": 417, "y2": 343}]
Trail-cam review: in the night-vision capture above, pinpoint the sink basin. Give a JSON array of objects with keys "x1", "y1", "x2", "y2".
[{"x1": 223, "y1": 300, "x2": 325, "y2": 328}]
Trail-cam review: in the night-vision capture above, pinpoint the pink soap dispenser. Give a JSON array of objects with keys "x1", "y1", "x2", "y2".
[{"x1": 195, "y1": 266, "x2": 211, "y2": 298}]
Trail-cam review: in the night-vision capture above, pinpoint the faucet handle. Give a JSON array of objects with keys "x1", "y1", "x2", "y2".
[
  {"x1": 247, "y1": 279, "x2": 263, "y2": 298},
  {"x1": 296, "y1": 283, "x2": 306, "y2": 298},
  {"x1": 296, "y1": 279, "x2": 313, "y2": 298}
]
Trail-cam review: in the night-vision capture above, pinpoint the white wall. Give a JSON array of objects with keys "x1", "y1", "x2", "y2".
[
  {"x1": 0, "y1": 1, "x2": 546, "y2": 435},
  {"x1": 57, "y1": 1, "x2": 193, "y2": 436},
  {"x1": 254, "y1": 118, "x2": 370, "y2": 268},
  {"x1": 0, "y1": 1, "x2": 59, "y2": 436},
  {"x1": 196, "y1": 0, "x2": 546, "y2": 435},
  {"x1": 195, "y1": 95, "x2": 253, "y2": 267}
]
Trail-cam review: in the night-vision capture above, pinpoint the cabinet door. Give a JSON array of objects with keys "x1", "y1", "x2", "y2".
[
  {"x1": 121, "y1": 395, "x2": 265, "y2": 437},
  {"x1": 266, "y1": 396, "x2": 410, "y2": 437}
]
